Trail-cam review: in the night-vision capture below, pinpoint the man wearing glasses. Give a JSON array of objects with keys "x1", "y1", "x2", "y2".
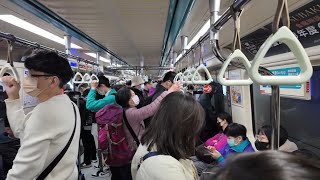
[{"x1": 1, "y1": 50, "x2": 80, "y2": 180}]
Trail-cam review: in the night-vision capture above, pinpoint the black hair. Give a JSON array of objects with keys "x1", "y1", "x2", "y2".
[
  {"x1": 78, "y1": 83, "x2": 88, "y2": 89},
  {"x1": 144, "y1": 79, "x2": 152, "y2": 85},
  {"x1": 141, "y1": 92, "x2": 205, "y2": 160},
  {"x1": 162, "y1": 71, "x2": 177, "y2": 83},
  {"x1": 115, "y1": 87, "x2": 132, "y2": 108},
  {"x1": 226, "y1": 123, "x2": 247, "y2": 140},
  {"x1": 97, "y1": 75, "x2": 110, "y2": 88},
  {"x1": 217, "y1": 112, "x2": 233, "y2": 124},
  {"x1": 112, "y1": 84, "x2": 124, "y2": 92},
  {"x1": 187, "y1": 84, "x2": 194, "y2": 91},
  {"x1": 24, "y1": 50, "x2": 73, "y2": 88},
  {"x1": 126, "y1": 80, "x2": 132, "y2": 86},
  {"x1": 213, "y1": 151, "x2": 320, "y2": 180},
  {"x1": 258, "y1": 125, "x2": 288, "y2": 147}
]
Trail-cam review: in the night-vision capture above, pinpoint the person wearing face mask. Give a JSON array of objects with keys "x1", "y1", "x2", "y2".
[
  {"x1": 191, "y1": 112, "x2": 233, "y2": 176},
  {"x1": 207, "y1": 123, "x2": 255, "y2": 165},
  {"x1": 111, "y1": 82, "x2": 181, "y2": 180},
  {"x1": 1, "y1": 50, "x2": 80, "y2": 180},
  {"x1": 204, "y1": 112, "x2": 233, "y2": 151},
  {"x1": 255, "y1": 125, "x2": 298, "y2": 152},
  {"x1": 130, "y1": 76, "x2": 145, "y2": 109},
  {"x1": 86, "y1": 75, "x2": 117, "y2": 112}
]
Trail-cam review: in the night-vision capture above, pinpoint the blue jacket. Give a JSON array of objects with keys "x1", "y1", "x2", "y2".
[
  {"x1": 86, "y1": 89, "x2": 117, "y2": 112},
  {"x1": 217, "y1": 139, "x2": 255, "y2": 164}
]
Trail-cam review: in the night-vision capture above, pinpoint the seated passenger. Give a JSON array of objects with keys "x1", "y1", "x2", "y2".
[
  {"x1": 204, "y1": 112, "x2": 233, "y2": 151},
  {"x1": 131, "y1": 92, "x2": 205, "y2": 180},
  {"x1": 86, "y1": 75, "x2": 117, "y2": 112},
  {"x1": 212, "y1": 151, "x2": 320, "y2": 180},
  {"x1": 2, "y1": 50, "x2": 80, "y2": 179},
  {"x1": 255, "y1": 125, "x2": 298, "y2": 152},
  {"x1": 207, "y1": 123, "x2": 255, "y2": 165}
]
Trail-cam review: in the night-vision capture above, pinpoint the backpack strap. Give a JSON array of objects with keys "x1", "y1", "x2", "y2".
[
  {"x1": 123, "y1": 110, "x2": 140, "y2": 146},
  {"x1": 137, "y1": 151, "x2": 159, "y2": 169},
  {"x1": 36, "y1": 102, "x2": 77, "y2": 180}
]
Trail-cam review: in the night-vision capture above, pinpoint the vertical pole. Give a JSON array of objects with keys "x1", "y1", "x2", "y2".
[
  {"x1": 181, "y1": 36, "x2": 188, "y2": 54},
  {"x1": 140, "y1": 57, "x2": 144, "y2": 76},
  {"x1": 209, "y1": 0, "x2": 221, "y2": 43},
  {"x1": 270, "y1": 85, "x2": 280, "y2": 150},
  {"x1": 96, "y1": 52, "x2": 100, "y2": 74},
  {"x1": 64, "y1": 35, "x2": 71, "y2": 55}
]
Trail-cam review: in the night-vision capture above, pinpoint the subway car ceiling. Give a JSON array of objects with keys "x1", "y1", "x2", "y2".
[{"x1": 0, "y1": 0, "x2": 318, "y2": 77}]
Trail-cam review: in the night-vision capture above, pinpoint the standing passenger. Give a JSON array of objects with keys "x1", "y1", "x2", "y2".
[
  {"x1": 131, "y1": 92, "x2": 205, "y2": 180},
  {"x1": 2, "y1": 50, "x2": 80, "y2": 180},
  {"x1": 130, "y1": 76, "x2": 145, "y2": 109},
  {"x1": 86, "y1": 75, "x2": 117, "y2": 112}
]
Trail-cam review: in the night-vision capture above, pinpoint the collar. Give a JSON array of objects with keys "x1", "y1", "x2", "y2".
[{"x1": 230, "y1": 139, "x2": 250, "y2": 152}]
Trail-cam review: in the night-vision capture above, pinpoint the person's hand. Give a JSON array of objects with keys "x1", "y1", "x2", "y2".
[
  {"x1": 168, "y1": 81, "x2": 182, "y2": 93},
  {"x1": 207, "y1": 146, "x2": 221, "y2": 159},
  {"x1": 4, "y1": 127, "x2": 14, "y2": 137},
  {"x1": 1, "y1": 76, "x2": 20, "y2": 100},
  {"x1": 91, "y1": 80, "x2": 99, "y2": 90}
]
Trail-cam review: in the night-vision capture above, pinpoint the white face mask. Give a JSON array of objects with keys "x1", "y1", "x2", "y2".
[
  {"x1": 23, "y1": 77, "x2": 44, "y2": 97},
  {"x1": 132, "y1": 95, "x2": 140, "y2": 106}
]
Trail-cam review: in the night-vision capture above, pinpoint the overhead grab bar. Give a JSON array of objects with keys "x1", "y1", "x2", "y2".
[
  {"x1": 0, "y1": 38, "x2": 20, "y2": 83},
  {"x1": 72, "y1": 60, "x2": 84, "y2": 84},
  {"x1": 90, "y1": 74, "x2": 99, "y2": 82},
  {"x1": 173, "y1": 72, "x2": 184, "y2": 83},
  {"x1": 249, "y1": 0, "x2": 313, "y2": 85},
  {"x1": 217, "y1": 6, "x2": 252, "y2": 86},
  {"x1": 192, "y1": 43, "x2": 213, "y2": 84},
  {"x1": 82, "y1": 62, "x2": 92, "y2": 83}
]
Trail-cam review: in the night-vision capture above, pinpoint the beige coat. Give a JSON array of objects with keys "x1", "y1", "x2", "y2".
[{"x1": 131, "y1": 144, "x2": 198, "y2": 180}]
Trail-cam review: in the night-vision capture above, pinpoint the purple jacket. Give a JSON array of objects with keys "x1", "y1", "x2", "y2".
[
  {"x1": 124, "y1": 91, "x2": 169, "y2": 150},
  {"x1": 217, "y1": 139, "x2": 255, "y2": 164}
]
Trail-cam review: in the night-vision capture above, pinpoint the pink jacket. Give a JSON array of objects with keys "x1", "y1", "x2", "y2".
[
  {"x1": 204, "y1": 132, "x2": 227, "y2": 151},
  {"x1": 124, "y1": 91, "x2": 169, "y2": 150}
]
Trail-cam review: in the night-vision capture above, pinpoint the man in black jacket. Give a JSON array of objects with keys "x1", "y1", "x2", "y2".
[
  {"x1": 198, "y1": 81, "x2": 224, "y2": 143},
  {"x1": 78, "y1": 83, "x2": 97, "y2": 168},
  {"x1": 151, "y1": 71, "x2": 176, "y2": 101}
]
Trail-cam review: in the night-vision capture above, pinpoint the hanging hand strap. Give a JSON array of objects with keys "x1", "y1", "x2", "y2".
[
  {"x1": 36, "y1": 103, "x2": 77, "y2": 180},
  {"x1": 123, "y1": 110, "x2": 140, "y2": 146},
  {"x1": 272, "y1": 0, "x2": 290, "y2": 33},
  {"x1": 230, "y1": 7, "x2": 242, "y2": 51}
]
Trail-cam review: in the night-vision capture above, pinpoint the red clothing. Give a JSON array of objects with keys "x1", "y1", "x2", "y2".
[{"x1": 204, "y1": 132, "x2": 227, "y2": 151}]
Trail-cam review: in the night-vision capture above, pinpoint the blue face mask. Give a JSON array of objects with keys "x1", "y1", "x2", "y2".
[{"x1": 227, "y1": 138, "x2": 236, "y2": 147}]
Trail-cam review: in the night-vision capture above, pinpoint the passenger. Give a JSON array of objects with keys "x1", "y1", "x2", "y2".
[
  {"x1": 2, "y1": 50, "x2": 80, "y2": 179},
  {"x1": 86, "y1": 75, "x2": 117, "y2": 112},
  {"x1": 255, "y1": 125, "x2": 298, "y2": 152},
  {"x1": 207, "y1": 123, "x2": 255, "y2": 165},
  {"x1": 130, "y1": 76, "x2": 145, "y2": 108},
  {"x1": 204, "y1": 112, "x2": 233, "y2": 151},
  {"x1": 142, "y1": 79, "x2": 152, "y2": 100},
  {"x1": 126, "y1": 80, "x2": 132, "y2": 87},
  {"x1": 113, "y1": 82, "x2": 181, "y2": 180},
  {"x1": 148, "y1": 82, "x2": 156, "y2": 97},
  {"x1": 198, "y1": 81, "x2": 219, "y2": 142},
  {"x1": 78, "y1": 83, "x2": 97, "y2": 168},
  {"x1": 112, "y1": 84, "x2": 125, "y2": 92},
  {"x1": 212, "y1": 151, "x2": 320, "y2": 180},
  {"x1": 151, "y1": 71, "x2": 176, "y2": 101},
  {"x1": 186, "y1": 84, "x2": 194, "y2": 96},
  {"x1": 131, "y1": 92, "x2": 205, "y2": 180}
]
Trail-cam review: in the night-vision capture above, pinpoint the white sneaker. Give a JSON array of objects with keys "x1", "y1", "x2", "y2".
[{"x1": 91, "y1": 170, "x2": 111, "y2": 178}]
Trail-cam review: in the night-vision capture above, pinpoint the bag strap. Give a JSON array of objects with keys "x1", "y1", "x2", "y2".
[
  {"x1": 137, "y1": 151, "x2": 159, "y2": 169},
  {"x1": 36, "y1": 102, "x2": 77, "y2": 180},
  {"x1": 123, "y1": 110, "x2": 140, "y2": 146}
]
